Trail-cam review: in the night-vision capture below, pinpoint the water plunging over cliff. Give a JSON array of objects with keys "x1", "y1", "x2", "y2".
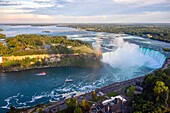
[
  {"x1": 102, "y1": 37, "x2": 166, "y2": 69},
  {"x1": 140, "y1": 48, "x2": 166, "y2": 68}
]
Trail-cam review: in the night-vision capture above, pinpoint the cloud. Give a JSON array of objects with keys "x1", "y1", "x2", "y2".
[
  {"x1": 112, "y1": 0, "x2": 169, "y2": 5},
  {"x1": 113, "y1": 0, "x2": 138, "y2": 3},
  {"x1": 65, "y1": 0, "x2": 74, "y2": 2},
  {"x1": 0, "y1": 13, "x2": 54, "y2": 23},
  {"x1": 0, "y1": 9, "x2": 33, "y2": 13},
  {"x1": 0, "y1": 0, "x2": 169, "y2": 23},
  {"x1": 0, "y1": 11, "x2": 170, "y2": 23},
  {"x1": 0, "y1": 0, "x2": 21, "y2": 6},
  {"x1": 33, "y1": 0, "x2": 52, "y2": 4},
  {"x1": 57, "y1": 4, "x2": 64, "y2": 8},
  {"x1": 18, "y1": 1, "x2": 55, "y2": 9}
]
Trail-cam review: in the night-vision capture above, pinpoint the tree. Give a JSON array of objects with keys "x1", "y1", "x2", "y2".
[
  {"x1": 91, "y1": 91, "x2": 97, "y2": 101},
  {"x1": 0, "y1": 42, "x2": 3, "y2": 46},
  {"x1": 73, "y1": 107, "x2": 83, "y2": 113},
  {"x1": 0, "y1": 33, "x2": 6, "y2": 39},
  {"x1": 154, "y1": 81, "x2": 169, "y2": 96},
  {"x1": 81, "y1": 99, "x2": 90, "y2": 111},
  {"x1": 66, "y1": 97, "x2": 78, "y2": 108},
  {"x1": 37, "y1": 108, "x2": 43, "y2": 113},
  {"x1": 154, "y1": 81, "x2": 169, "y2": 107},
  {"x1": 66, "y1": 97, "x2": 83, "y2": 113},
  {"x1": 126, "y1": 85, "x2": 135, "y2": 96}
]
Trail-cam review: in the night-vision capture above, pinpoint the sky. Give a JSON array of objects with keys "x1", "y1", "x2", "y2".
[{"x1": 0, "y1": 0, "x2": 170, "y2": 23}]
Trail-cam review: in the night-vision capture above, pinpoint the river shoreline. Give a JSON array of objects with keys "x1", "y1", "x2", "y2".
[
  {"x1": 18, "y1": 57, "x2": 169, "y2": 113},
  {"x1": 24, "y1": 76, "x2": 146, "y2": 113}
]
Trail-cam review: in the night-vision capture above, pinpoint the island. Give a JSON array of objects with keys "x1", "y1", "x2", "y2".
[{"x1": 0, "y1": 34, "x2": 101, "y2": 72}]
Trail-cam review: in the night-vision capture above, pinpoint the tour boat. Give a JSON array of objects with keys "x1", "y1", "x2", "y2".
[
  {"x1": 36, "y1": 72, "x2": 46, "y2": 76},
  {"x1": 65, "y1": 79, "x2": 73, "y2": 82}
]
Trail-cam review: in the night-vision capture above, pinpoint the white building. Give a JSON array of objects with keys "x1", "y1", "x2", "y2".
[
  {"x1": 0, "y1": 56, "x2": 2, "y2": 63},
  {"x1": 67, "y1": 46, "x2": 72, "y2": 49},
  {"x1": 102, "y1": 95, "x2": 127, "y2": 106}
]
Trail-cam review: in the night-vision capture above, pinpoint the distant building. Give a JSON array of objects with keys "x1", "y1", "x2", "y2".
[
  {"x1": 67, "y1": 46, "x2": 72, "y2": 49},
  {"x1": 25, "y1": 48, "x2": 30, "y2": 51},
  {"x1": 147, "y1": 34, "x2": 153, "y2": 38},
  {"x1": 0, "y1": 56, "x2": 2, "y2": 63},
  {"x1": 102, "y1": 95, "x2": 127, "y2": 106}
]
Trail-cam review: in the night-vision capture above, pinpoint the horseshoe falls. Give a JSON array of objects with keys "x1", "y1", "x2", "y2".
[
  {"x1": 0, "y1": 25, "x2": 170, "y2": 113},
  {"x1": 102, "y1": 37, "x2": 166, "y2": 70}
]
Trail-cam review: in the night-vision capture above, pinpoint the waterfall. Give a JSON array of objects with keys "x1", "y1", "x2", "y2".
[
  {"x1": 140, "y1": 48, "x2": 166, "y2": 67},
  {"x1": 102, "y1": 37, "x2": 166, "y2": 70}
]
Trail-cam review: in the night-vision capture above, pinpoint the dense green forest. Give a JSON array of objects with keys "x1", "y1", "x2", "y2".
[
  {"x1": 0, "y1": 34, "x2": 93, "y2": 56},
  {"x1": 132, "y1": 67, "x2": 170, "y2": 113},
  {"x1": 65, "y1": 24, "x2": 170, "y2": 42}
]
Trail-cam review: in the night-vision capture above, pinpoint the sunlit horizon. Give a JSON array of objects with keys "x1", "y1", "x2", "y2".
[{"x1": 0, "y1": 0, "x2": 170, "y2": 23}]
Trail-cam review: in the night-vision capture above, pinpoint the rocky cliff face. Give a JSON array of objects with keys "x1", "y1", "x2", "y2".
[
  {"x1": 57, "y1": 54, "x2": 101, "y2": 68},
  {"x1": 0, "y1": 53, "x2": 101, "y2": 72}
]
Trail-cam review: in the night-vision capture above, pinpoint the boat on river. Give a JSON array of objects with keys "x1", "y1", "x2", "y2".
[
  {"x1": 65, "y1": 79, "x2": 73, "y2": 82},
  {"x1": 36, "y1": 72, "x2": 46, "y2": 76}
]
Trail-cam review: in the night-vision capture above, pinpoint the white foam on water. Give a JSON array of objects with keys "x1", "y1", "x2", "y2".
[
  {"x1": 122, "y1": 35, "x2": 145, "y2": 40},
  {"x1": 62, "y1": 91, "x2": 85, "y2": 99},
  {"x1": 79, "y1": 85, "x2": 96, "y2": 92},
  {"x1": 2, "y1": 93, "x2": 20, "y2": 109},
  {"x1": 102, "y1": 37, "x2": 166, "y2": 70},
  {"x1": 81, "y1": 73, "x2": 91, "y2": 78}
]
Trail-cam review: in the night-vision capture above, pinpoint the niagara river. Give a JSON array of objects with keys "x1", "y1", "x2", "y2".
[{"x1": 0, "y1": 25, "x2": 170, "y2": 113}]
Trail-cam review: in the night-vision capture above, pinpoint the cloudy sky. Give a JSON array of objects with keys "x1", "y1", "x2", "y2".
[{"x1": 0, "y1": 0, "x2": 170, "y2": 23}]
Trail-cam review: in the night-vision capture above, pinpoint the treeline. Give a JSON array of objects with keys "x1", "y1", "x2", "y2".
[
  {"x1": 0, "y1": 28, "x2": 6, "y2": 39},
  {"x1": 132, "y1": 67, "x2": 170, "y2": 113},
  {"x1": 65, "y1": 24, "x2": 170, "y2": 42},
  {"x1": 0, "y1": 33, "x2": 6, "y2": 39},
  {"x1": 0, "y1": 34, "x2": 92, "y2": 56}
]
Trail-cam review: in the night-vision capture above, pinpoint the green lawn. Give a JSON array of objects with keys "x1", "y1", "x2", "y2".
[{"x1": 107, "y1": 92, "x2": 119, "y2": 98}]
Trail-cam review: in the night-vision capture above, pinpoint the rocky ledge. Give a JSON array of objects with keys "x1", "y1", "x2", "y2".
[{"x1": 0, "y1": 53, "x2": 101, "y2": 73}]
